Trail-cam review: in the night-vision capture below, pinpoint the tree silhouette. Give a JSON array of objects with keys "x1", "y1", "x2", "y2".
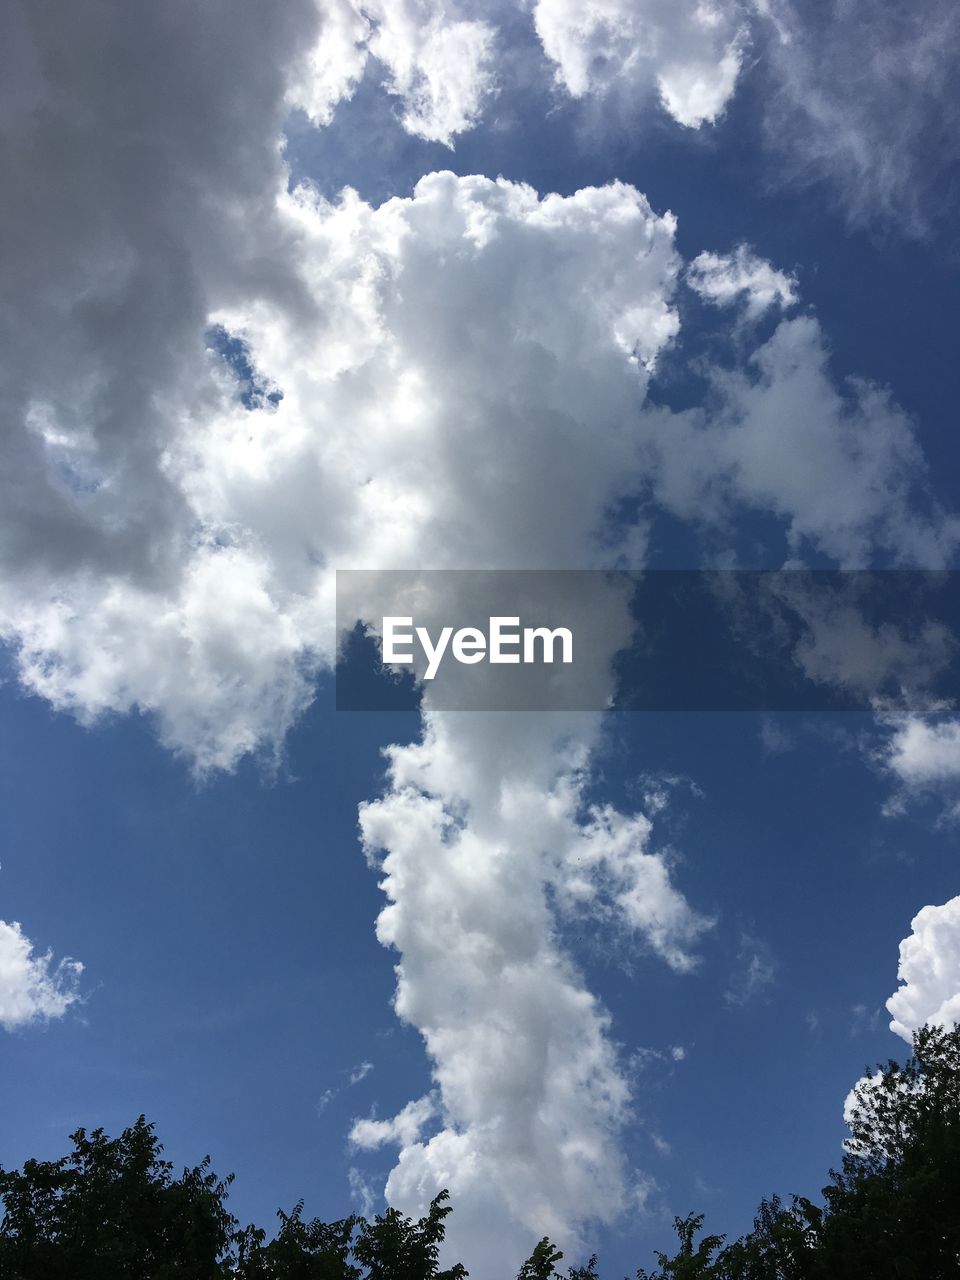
[
  {"x1": 234, "y1": 1202, "x2": 361, "y2": 1279},
  {"x1": 517, "y1": 1238, "x2": 565, "y2": 1280},
  {"x1": 1, "y1": 1025, "x2": 958, "y2": 1279},
  {"x1": 636, "y1": 1214, "x2": 726, "y2": 1280},
  {"x1": 0, "y1": 1116, "x2": 235, "y2": 1279},
  {"x1": 638, "y1": 1023, "x2": 960, "y2": 1280},
  {"x1": 351, "y1": 1191, "x2": 466, "y2": 1280}
]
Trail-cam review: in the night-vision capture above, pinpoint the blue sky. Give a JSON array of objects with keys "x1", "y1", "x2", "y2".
[
  {"x1": 2, "y1": 0, "x2": 960, "y2": 1275},
  {"x1": 4, "y1": 680, "x2": 959, "y2": 1272}
]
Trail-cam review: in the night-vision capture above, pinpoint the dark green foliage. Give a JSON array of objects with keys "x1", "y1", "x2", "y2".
[
  {"x1": 1, "y1": 1025, "x2": 958, "y2": 1279},
  {"x1": 517, "y1": 1238, "x2": 565, "y2": 1280},
  {"x1": 565, "y1": 1257, "x2": 600, "y2": 1280},
  {"x1": 636, "y1": 1214, "x2": 726, "y2": 1280},
  {"x1": 630, "y1": 1023, "x2": 960, "y2": 1280},
  {"x1": 813, "y1": 1020, "x2": 960, "y2": 1279},
  {"x1": 0, "y1": 1116, "x2": 236, "y2": 1279},
  {"x1": 0, "y1": 1127, "x2": 465, "y2": 1280},
  {"x1": 716, "y1": 1195, "x2": 820, "y2": 1280},
  {"x1": 233, "y1": 1203, "x2": 361, "y2": 1279},
  {"x1": 351, "y1": 1192, "x2": 466, "y2": 1280}
]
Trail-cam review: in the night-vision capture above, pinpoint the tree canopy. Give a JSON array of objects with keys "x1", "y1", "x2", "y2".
[
  {"x1": 1, "y1": 1024, "x2": 958, "y2": 1279},
  {"x1": 639, "y1": 1022, "x2": 960, "y2": 1280}
]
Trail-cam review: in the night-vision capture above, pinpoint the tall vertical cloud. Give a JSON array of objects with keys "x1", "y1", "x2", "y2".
[
  {"x1": 356, "y1": 709, "x2": 712, "y2": 1269},
  {"x1": 3, "y1": 2, "x2": 959, "y2": 1271}
]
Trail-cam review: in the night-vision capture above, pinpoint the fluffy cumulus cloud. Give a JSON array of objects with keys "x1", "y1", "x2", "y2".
[
  {"x1": 532, "y1": 0, "x2": 746, "y2": 127},
  {"x1": 0, "y1": 71, "x2": 705, "y2": 1252},
  {"x1": 687, "y1": 245, "x2": 797, "y2": 318},
  {"x1": 0, "y1": 917, "x2": 82, "y2": 1032},
  {"x1": 884, "y1": 718, "x2": 960, "y2": 790},
  {"x1": 844, "y1": 896, "x2": 960, "y2": 1135},
  {"x1": 356, "y1": 710, "x2": 711, "y2": 1268},
  {"x1": 886, "y1": 897, "x2": 960, "y2": 1043},
  {"x1": 289, "y1": 0, "x2": 497, "y2": 145},
  {"x1": 288, "y1": 0, "x2": 960, "y2": 226},
  {"x1": 3, "y1": 2, "x2": 959, "y2": 1271},
  {"x1": 4, "y1": 170, "x2": 686, "y2": 770},
  {"x1": 877, "y1": 715, "x2": 960, "y2": 823},
  {"x1": 287, "y1": 0, "x2": 748, "y2": 141}
]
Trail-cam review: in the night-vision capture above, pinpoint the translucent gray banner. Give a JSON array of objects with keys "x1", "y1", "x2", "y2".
[{"x1": 335, "y1": 570, "x2": 960, "y2": 712}]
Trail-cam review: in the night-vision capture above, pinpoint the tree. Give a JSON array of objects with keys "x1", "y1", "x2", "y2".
[
  {"x1": 2, "y1": 1025, "x2": 958, "y2": 1278},
  {"x1": 351, "y1": 1191, "x2": 466, "y2": 1280},
  {"x1": 233, "y1": 1202, "x2": 361, "y2": 1279},
  {"x1": 715, "y1": 1195, "x2": 820, "y2": 1280},
  {"x1": 517, "y1": 1238, "x2": 565, "y2": 1280},
  {"x1": 812, "y1": 1021, "x2": 960, "y2": 1279},
  {"x1": 0, "y1": 1116, "x2": 236, "y2": 1279},
  {"x1": 641, "y1": 1024, "x2": 960, "y2": 1280},
  {"x1": 636, "y1": 1214, "x2": 725, "y2": 1280}
]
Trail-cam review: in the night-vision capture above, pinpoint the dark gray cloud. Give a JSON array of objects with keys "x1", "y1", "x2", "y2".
[{"x1": 0, "y1": 0, "x2": 319, "y2": 586}]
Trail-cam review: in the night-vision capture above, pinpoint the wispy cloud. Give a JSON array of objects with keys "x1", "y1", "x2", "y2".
[
  {"x1": 725, "y1": 934, "x2": 777, "y2": 1007},
  {"x1": 316, "y1": 1060, "x2": 376, "y2": 1114}
]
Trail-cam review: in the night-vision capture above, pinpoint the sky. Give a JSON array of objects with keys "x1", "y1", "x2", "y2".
[{"x1": 1, "y1": 0, "x2": 960, "y2": 1274}]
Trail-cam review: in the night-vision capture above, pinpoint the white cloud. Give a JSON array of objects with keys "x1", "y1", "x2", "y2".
[
  {"x1": 844, "y1": 895, "x2": 960, "y2": 1141},
  {"x1": 318, "y1": 1059, "x2": 376, "y2": 1111},
  {"x1": 290, "y1": 0, "x2": 497, "y2": 145},
  {"x1": 359, "y1": 727, "x2": 633, "y2": 1267},
  {"x1": 288, "y1": 0, "x2": 373, "y2": 129},
  {"x1": 4, "y1": 545, "x2": 317, "y2": 774},
  {"x1": 687, "y1": 245, "x2": 798, "y2": 319},
  {"x1": 3, "y1": 7, "x2": 959, "y2": 1270},
  {"x1": 5, "y1": 177, "x2": 949, "y2": 773},
  {"x1": 0, "y1": 917, "x2": 83, "y2": 1032},
  {"x1": 350, "y1": 1059, "x2": 375, "y2": 1085},
  {"x1": 0, "y1": 148, "x2": 703, "y2": 1270},
  {"x1": 3, "y1": 172, "x2": 684, "y2": 772},
  {"x1": 886, "y1": 896, "x2": 960, "y2": 1043},
  {"x1": 564, "y1": 805, "x2": 713, "y2": 973},
  {"x1": 630, "y1": 1042, "x2": 688, "y2": 1069},
  {"x1": 285, "y1": 0, "x2": 960, "y2": 228},
  {"x1": 641, "y1": 315, "x2": 959, "y2": 566},
  {"x1": 885, "y1": 718, "x2": 960, "y2": 788},
  {"x1": 349, "y1": 1166, "x2": 377, "y2": 1218},
  {"x1": 355, "y1": 707, "x2": 711, "y2": 1269},
  {"x1": 877, "y1": 715, "x2": 960, "y2": 823},
  {"x1": 532, "y1": 0, "x2": 747, "y2": 127},
  {"x1": 288, "y1": 0, "x2": 748, "y2": 141},
  {"x1": 351, "y1": 1093, "x2": 439, "y2": 1149}
]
